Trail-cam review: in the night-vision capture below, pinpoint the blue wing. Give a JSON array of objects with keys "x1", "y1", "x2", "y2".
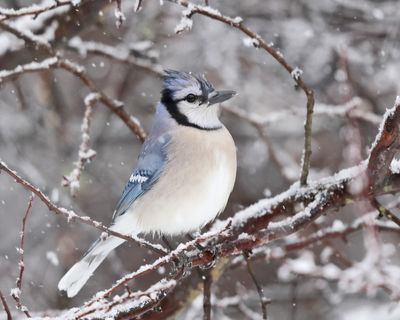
[{"x1": 112, "y1": 133, "x2": 170, "y2": 219}]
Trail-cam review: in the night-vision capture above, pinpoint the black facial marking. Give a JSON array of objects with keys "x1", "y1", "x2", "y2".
[{"x1": 161, "y1": 88, "x2": 220, "y2": 131}]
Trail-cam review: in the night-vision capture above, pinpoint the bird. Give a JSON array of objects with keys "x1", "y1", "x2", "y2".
[{"x1": 58, "y1": 70, "x2": 237, "y2": 297}]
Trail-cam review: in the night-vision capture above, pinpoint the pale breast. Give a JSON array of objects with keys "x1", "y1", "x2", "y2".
[{"x1": 132, "y1": 126, "x2": 237, "y2": 235}]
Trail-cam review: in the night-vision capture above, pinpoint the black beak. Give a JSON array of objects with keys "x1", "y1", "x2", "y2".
[{"x1": 208, "y1": 90, "x2": 237, "y2": 105}]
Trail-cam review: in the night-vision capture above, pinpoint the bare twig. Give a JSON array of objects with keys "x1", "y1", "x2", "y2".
[
  {"x1": 223, "y1": 106, "x2": 293, "y2": 183},
  {"x1": 62, "y1": 93, "x2": 99, "y2": 196},
  {"x1": 74, "y1": 279, "x2": 177, "y2": 319},
  {"x1": 370, "y1": 197, "x2": 400, "y2": 227},
  {"x1": 67, "y1": 37, "x2": 163, "y2": 75},
  {"x1": 0, "y1": 56, "x2": 146, "y2": 142},
  {"x1": 0, "y1": 21, "x2": 147, "y2": 141},
  {"x1": 11, "y1": 195, "x2": 34, "y2": 318},
  {"x1": 244, "y1": 251, "x2": 269, "y2": 320},
  {"x1": 231, "y1": 212, "x2": 399, "y2": 269},
  {"x1": 114, "y1": 0, "x2": 125, "y2": 28},
  {"x1": 0, "y1": 160, "x2": 167, "y2": 256},
  {"x1": 0, "y1": 0, "x2": 83, "y2": 21},
  {"x1": 290, "y1": 282, "x2": 297, "y2": 320},
  {"x1": 202, "y1": 271, "x2": 212, "y2": 320},
  {"x1": 0, "y1": 290, "x2": 12, "y2": 320},
  {"x1": 134, "y1": 0, "x2": 144, "y2": 12},
  {"x1": 0, "y1": 21, "x2": 53, "y2": 54}
]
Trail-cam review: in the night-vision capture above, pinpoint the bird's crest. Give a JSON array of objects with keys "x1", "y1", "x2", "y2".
[{"x1": 162, "y1": 69, "x2": 214, "y2": 97}]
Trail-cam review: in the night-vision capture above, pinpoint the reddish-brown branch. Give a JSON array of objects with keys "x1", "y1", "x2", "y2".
[
  {"x1": 367, "y1": 97, "x2": 400, "y2": 189},
  {"x1": 231, "y1": 214, "x2": 400, "y2": 269},
  {"x1": 244, "y1": 251, "x2": 269, "y2": 319}
]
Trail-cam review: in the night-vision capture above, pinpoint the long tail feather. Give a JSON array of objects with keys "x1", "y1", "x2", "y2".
[{"x1": 58, "y1": 236, "x2": 124, "y2": 297}]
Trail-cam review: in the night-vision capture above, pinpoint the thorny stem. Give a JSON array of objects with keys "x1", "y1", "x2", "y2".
[{"x1": 244, "y1": 251, "x2": 269, "y2": 320}]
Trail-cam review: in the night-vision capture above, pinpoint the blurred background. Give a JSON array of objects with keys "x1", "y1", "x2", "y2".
[{"x1": 1, "y1": 0, "x2": 400, "y2": 319}]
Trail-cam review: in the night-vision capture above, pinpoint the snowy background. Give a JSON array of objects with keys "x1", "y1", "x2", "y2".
[{"x1": 1, "y1": 0, "x2": 400, "y2": 319}]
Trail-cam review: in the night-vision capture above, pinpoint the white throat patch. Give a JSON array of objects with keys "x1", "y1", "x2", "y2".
[{"x1": 177, "y1": 100, "x2": 222, "y2": 130}]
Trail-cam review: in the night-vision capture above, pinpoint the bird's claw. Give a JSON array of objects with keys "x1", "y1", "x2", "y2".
[
  {"x1": 170, "y1": 251, "x2": 192, "y2": 278},
  {"x1": 199, "y1": 246, "x2": 219, "y2": 270}
]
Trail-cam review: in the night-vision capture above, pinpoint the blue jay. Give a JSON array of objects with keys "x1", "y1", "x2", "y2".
[{"x1": 58, "y1": 70, "x2": 237, "y2": 297}]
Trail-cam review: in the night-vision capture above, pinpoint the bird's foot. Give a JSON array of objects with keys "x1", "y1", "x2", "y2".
[
  {"x1": 170, "y1": 251, "x2": 192, "y2": 278},
  {"x1": 198, "y1": 245, "x2": 219, "y2": 270}
]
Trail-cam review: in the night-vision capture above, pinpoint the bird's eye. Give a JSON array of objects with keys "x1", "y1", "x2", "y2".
[{"x1": 185, "y1": 94, "x2": 196, "y2": 103}]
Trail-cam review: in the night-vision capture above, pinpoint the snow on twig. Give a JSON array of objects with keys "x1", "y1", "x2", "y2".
[
  {"x1": 68, "y1": 36, "x2": 162, "y2": 74},
  {"x1": 0, "y1": 0, "x2": 80, "y2": 21},
  {"x1": 0, "y1": 54, "x2": 146, "y2": 142},
  {"x1": 62, "y1": 93, "x2": 99, "y2": 196},
  {"x1": 11, "y1": 195, "x2": 34, "y2": 318}
]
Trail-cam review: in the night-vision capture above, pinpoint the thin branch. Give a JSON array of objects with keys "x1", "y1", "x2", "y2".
[
  {"x1": 290, "y1": 282, "x2": 297, "y2": 320},
  {"x1": 370, "y1": 197, "x2": 400, "y2": 227},
  {"x1": 134, "y1": 0, "x2": 144, "y2": 12},
  {"x1": 11, "y1": 195, "x2": 34, "y2": 318},
  {"x1": 113, "y1": 0, "x2": 125, "y2": 28},
  {"x1": 231, "y1": 212, "x2": 400, "y2": 269},
  {"x1": 167, "y1": 0, "x2": 315, "y2": 185},
  {"x1": 74, "y1": 279, "x2": 177, "y2": 319},
  {"x1": 0, "y1": 21, "x2": 53, "y2": 54},
  {"x1": 0, "y1": 0, "x2": 82, "y2": 21},
  {"x1": 0, "y1": 290, "x2": 12, "y2": 320},
  {"x1": 244, "y1": 251, "x2": 269, "y2": 320},
  {"x1": 202, "y1": 271, "x2": 212, "y2": 320},
  {"x1": 59, "y1": 58, "x2": 146, "y2": 141},
  {"x1": 62, "y1": 93, "x2": 99, "y2": 196},
  {"x1": 225, "y1": 98, "x2": 380, "y2": 129},
  {"x1": 67, "y1": 37, "x2": 163, "y2": 75},
  {"x1": 223, "y1": 106, "x2": 293, "y2": 184},
  {"x1": 0, "y1": 56, "x2": 147, "y2": 142},
  {"x1": 0, "y1": 160, "x2": 168, "y2": 256}
]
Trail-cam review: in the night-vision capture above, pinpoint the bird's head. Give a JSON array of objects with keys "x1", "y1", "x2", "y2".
[{"x1": 161, "y1": 70, "x2": 236, "y2": 130}]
